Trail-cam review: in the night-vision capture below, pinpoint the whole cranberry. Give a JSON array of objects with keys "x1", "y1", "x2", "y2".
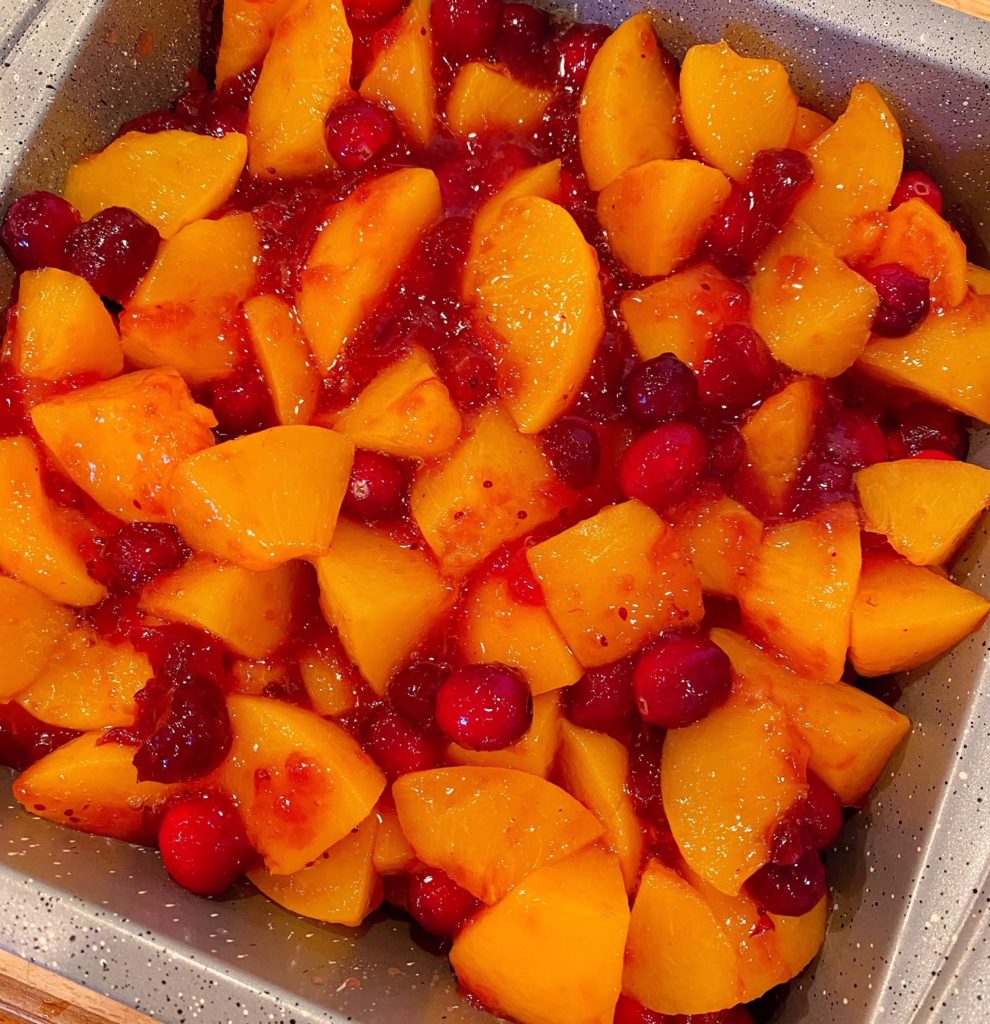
[
  {"x1": 541, "y1": 416, "x2": 601, "y2": 488},
  {"x1": 746, "y1": 845, "x2": 827, "y2": 917},
  {"x1": 431, "y1": 0, "x2": 501, "y2": 57},
  {"x1": 496, "y1": 3, "x2": 550, "y2": 73},
  {"x1": 363, "y1": 707, "x2": 441, "y2": 779},
  {"x1": 158, "y1": 795, "x2": 251, "y2": 896},
  {"x1": 625, "y1": 354, "x2": 700, "y2": 427},
  {"x1": 619, "y1": 422, "x2": 708, "y2": 509},
  {"x1": 567, "y1": 659, "x2": 636, "y2": 737},
  {"x1": 749, "y1": 148, "x2": 815, "y2": 223},
  {"x1": 633, "y1": 634, "x2": 732, "y2": 729},
  {"x1": 388, "y1": 660, "x2": 448, "y2": 730},
  {"x1": 555, "y1": 23, "x2": 611, "y2": 91},
  {"x1": 862, "y1": 263, "x2": 930, "y2": 336},
  {"x1": 436, "y1": 664, "x2": 533, "y2": 751},
  {"x1": 891, "y1": 170, "x2": 944, "y2": 215},
  {"x1": 209, "y1": 369, "x2": 275, "y2": 438},
  {"x1": 64, "y1": 207, "x2": 160, "y2": 302},
  {"x1": 346, "y1": 0, "x2": 406, "y2": 24},
  {"x1": 707, "y1": 424, "x2": 746, "y2": 477},
  {"x1": 890, "y1": 402, "x2": 967, "y2": 460},
  {"x1": 1, "y1": 191, "x2": 81, "y2": 270},
  {"x1": 104, "y1": 522, "x2": 189, "y2": 592},
  {"x1": 794, "y1": 459, "x2": 855, "y2": 513},
  {"x1": 796, "y1": 773, "x2": 844, "y2": 850},
  {"x1": 325, "y1": 98, "x2": 396, "y2": 170},
  {"x1": 699, "y1": 324, "x2": 775, "y2": 414},
  {"x1": 822, "y1": 409, "x2": 887, "y2": 470},
  {"x1": 408, "y1": 869, "x2": 480, "y2": 935},
  {"x1": 343, "y1": 449, "x2": 407, "y2": 521},
  {"x1": 437, "y1": 338, "x2": 498, "y2": 407}
]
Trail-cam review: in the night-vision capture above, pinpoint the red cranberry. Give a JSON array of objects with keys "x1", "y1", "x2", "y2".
[
  {"x1": 1, "y1": 191, "x2": 81, "y2": 271},
  {"x1": 346, "y1": 0, "x2": 406, "y2": 24},
  {"x1": 862, "y1": 263, "x2": 930, "y2": 336},
  {"x1": 158, "y1": 795, "x2": 251, "y2": 896},
  {"x1": 892, "y1": 170, "x2": 943, "y2": 215},
  {"x1": 634, "y1": 634, "x2": 732, "y2": 729},
  {"x1": 794, "y1": 460, "x2": 855, "y2": 514},
  {"x1": 567, "y1": 659, "x2": 636, "y2": 737},
  {"x1": 209, "y1": 369, "x2": 275, "y2": 438},
  {"x1": 134, "y1": 622, "x2": 228, "y2": 687},
  {"x1": 555, "y1": 23, "x2": 611, "y2": 91},
  {"x1": 749, "y1": 149, "x2": 815, "y2": 223},
  {"x1": 343, "y1": 449, "x2": 407, "y2": 521},
  {"x1": 822, "y1": 409, "x2": 887, "y2": 470},
  {"x1": 363, "y1": 707, "x2": 441, "y2": 779},
  {"x1": 911, "y1": 448, "x2": 956, "y2": 461},
  {"x1": 625, "y1": 354, "x2": 700, "y2": 427},
  {"x1": 619, "y1": 422, "x2": 707, "y2": 509},
  {"x1": 797, "y1": 773, "x2": 844, "y2": 850},
  {"x1": 707, "y1": 424, "x2": 746, "y2": 477},
  {"x1": 0, "y1": 702, "x2": 79, "y2": 770},
  {"x1": 325, "y1": 98, "x2": 396, "y2": 171},
  {"x1": 573, "y1": 332, "x2": 631, "y2": 423},
  {"x1": 496, "y1": 3, "x2": 550, "y2": 74},
  {"x1": 104, "y1": 522, "x2": 190, "y2": 593},
  {"x1": 541, "y1": 416, "x2": 601, "y2": 488},
  {"x1": 408, "y1": 868, "x2": 480, "y2": 935},
  {"x1": 436, "y1": 664, "x2": 533, "y2": 751},
  {"x1": 890, "y1": 402, "x2": 967, "y2": 459},
  {"x1": 431, "y1": 0, "x2": 501, "y2": 57},
  {"x1": 699, "y1": 324, "x2": 775, "y2": 414},
  {"x1": 627, "y1": 723, "x2": 667, "y2": 828},
  {"x1": 437, "y1": 337, "x2": 498, "y2": 407},
  {"x1": 388, "y1": 660, "x2": 448, "y2": 730},
  {"x1": 64, "y1": 207, "x2": 161, "y2": 303},
  {"x1": 746, "y1": 846, "x2": 827, "y2": 917}
]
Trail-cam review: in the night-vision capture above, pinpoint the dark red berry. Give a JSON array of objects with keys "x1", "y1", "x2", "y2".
[
  {"x1": 104, "y1": 522, "x2": 190, "y2": 593},
  {"x1": 619, "y1": 422, "x2": 707, "y2": 509},
  {"x1": 408, "y1": 868, "x2": 480, "y2": 935},
  {"x1": 889, "y1": 402, "x2": 967, "y2": 460},
  {"x1": 555, "y1": 23, "x2": 610, "y2": 91},
  {"x1": 346, "y1": 0, "x2": 406, "y2": 24},
  {"x1": 343, "y1": 449, "x2": 407, "y2": 521},
  {"x1": 363, "y1": 707, "x2": 441, "y2": 779},
  {"x1": 862, "y1": 263, "x2": 930, "y2": 337},
  {"x1": 796, "y1": 773, "x2": 844, "y2": 850},
  {"x1": 0, "y1": 702, "x2": 79, "y2": 771},
  {"x1": 707, "y1": 424, "x2": 746, "y2": 477},
  {"x1": 627, "y1": 723, "x2": 667, "y2": 828},
  {"x1": 626, "y1": 354, "x2": 700, "y2": 427},
  {"x1": 436, "y1": 664, "x2": 533, "y2": 751},
  {"x1": 746, "y1": 845, "x2": 827, "y2": 917},
  {"x1": 541, "y1": 416, "x2": 601, "y2": 488},
  {"x1": 634, "y1": 634, "x2": 732, "y2": 729},
  {"x1": 388, "y1": 660, "x2": 448, "y2": 730},
  {"x1": 64, "y1": 207, "x2": 160, "y2": 303},
  {"x1": 699, "y1": 324, "x2": 775, "y2": 414},
  {"x1": 910, "y1": 448, "x2": 956, "y2": 461},
  {"x1": 748, "y1": 148, "x2": 815, "y2": 223},
  {"x1": 324, "y1": 98, "x2": 396, "y2": 170},
  {"x1": 891, "y1": 170, "x2": 943, "y2": 215},
  {"x1": 1, "y1": 191, "x2": 81, "y2": 271},
  {"x1": 134, "y1": 622, "x2": 228, "y2": 688},
  {"x1": 496, "y1": 3, "x2": 550, "y2": 74},
  {"x1": 209, "y1": 369, "x2": 276, "y2": 438},
  {"x1": 431, "y1": 0, "x2": 501, "y2": 57},
  {"x1": 567, "y1": 659, "x2": 636, "y2": 737},
  {"x1": 794, "y1": 460, "x2": 855, "y2": 513},
  {"x1": 437, "y1": 337, "x2": 498, "y2": 407},
  {"x1": 158, "y1": 795, "x2": 251, "y2": 896},
  {"x1": 822, "y1": 409, "x2": 887, "y2": 470}
]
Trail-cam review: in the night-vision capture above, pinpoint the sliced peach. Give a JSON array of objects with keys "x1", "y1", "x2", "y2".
[
  {"x1": 9, "y1": 268, "x2": 122, "y2": 380},
  {"x1": 216, "y1": 0, "x2": 295, "y2": 84},
  {"x1": 969, "y1": 262, "x2": 990, "y2": 295},
  {"x1": 788, "y1": 107, "x2": 832, "y2": 150},
  {"x1": 314, "y1": 518, "x2": 454, "y2": 692},
  {"x1": 468, "y1": 160, "x2": 562, "y2": 260},
  {"x1": 598, "y1": 159, "x2": 731, "y2": 277},
  {"x1": 0, "y1": 576, "x2": 75, "y2": 701},
  {"x1": 229, "y1": 658, "x2": 294, "y2": 696},
  {"x1": 216, "y1": 694, "x2": 385, "y2": 874},
  {"x1": 465, "y1": 196, "x2": 604, "y2": 433},
  {"x1": 64, "y1": 130, "x2": 247, "y2": 239},
  {"x1": 527, "y1": 500, "x2": 704, "y2": 667},
  {"x1": 447, "y1": 62, "x2": 552, "y2": 138},
  {"x1": 450, "y1": 846, "x2": 628, "y2": 1024},
  {"x1": 680, "y1": 41, "x2": 798, "y2": 179},
  {"x1": 298, "y1": 640, "x2": 361, "y2": 717},
  {"x1": 373, "y1": 796, "x2": 419, "y2": 874},
  {"x1": 392, "y1": 766, "x2": 604, "y2": 903},
  {"x1": 167, "y1": 425, "x2": 353, "y2": 569}
]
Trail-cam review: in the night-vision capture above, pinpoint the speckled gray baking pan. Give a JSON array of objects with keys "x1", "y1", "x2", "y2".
[{"x1": 1, "y1": 0, "x2": 989, "y2": 1022}]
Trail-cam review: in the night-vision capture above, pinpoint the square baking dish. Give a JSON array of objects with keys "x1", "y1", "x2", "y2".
[{"x1": 1, "y1": 0, "x2": 989, "y2": 1021}]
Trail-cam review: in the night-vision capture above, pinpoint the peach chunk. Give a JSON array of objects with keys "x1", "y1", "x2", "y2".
[
  {"x1": 298, "y1": 640, "x2": 360, "y2": 717},
  {"x1": 0, "y1": 576, "x2": 74, "y2": 700},
  {"x1": 247, "y1": 0, "x2": 352, "y2": 178},
  {"x1": 465, "y1": 196, "x2": 604, "y2": 433},
  {"x1": 857, "y1": 294, "x2": 990, "y2": 422},
  {"x1": 216, "y1": 0, "x2": 294, "y2": 84},
  {"x1": 217, "y1": 695, "x2": 385, "y2": 875},
  {"x1": 297, "y1": 168, "x2": 442, "y2": 372},
  {"x1": 244, "y1": 294, "x2": 319, "y2": 425},
  {"x1": 970, "y1": 262, "x2": 990, "y2": 295},
  {"x1": 0, "y1": 438, "x2": 105, "y2": 606},
  {"x1": 461, "y1": 573, "x2": 583, "y2": 696},
  {"x1": 751, "y1": 219, "x2": 879, "y2": 377},
  {"x1": 314, "y1": 518, "x2": 454, "y2": 692},
  {"x1": 140, "y1": 555, "x2": 304, "y2": 659},
  {"x1": 450, "y1": 847, "x2": 628, "y2": 1024},
  {"x1": 17, "y1": 629, "x2": 151, "y2": 730},
  {"x1": 64, "y1": 130, "x2": 247, "y2": 239},
  {"x1": 9, "y1": 268, "x2": 122, "y2": 380},
  {"x1": 856, "y1": 458, "x2": 990, "y2": 565},
  {"x1": 851, "y1": 552, "x2": 990, "y2": 676},
  {"x1": 392, "y1": 766, "x2": 604, "y2": 903},
  {"x1": 598, "y1": 159, "x2": 731, "y2": 277},
  {"x1": 680, "y1": 41, "x2": 798, "y2": 180},
  {"x1": 794, "y1": 83, "x2": 904, "y2": 257},
  {"x1": 578, "y1": 13, "x2": 679, "y2": 191},
  {"x1": 167, "y1": 425, "x2": 353, "y2": 569},
  {"x1": 359, "y1": 0, "x2": 435, "y2": 145},
  {"x1": 558, "y1": 722, "x2": 643, "y2": 891},
  {"x1": 788, "y1": 107, "x2": 832, "y2": 150},
  {"x1": 411, "y1": 406, "x2": 561, "y2": 576},
  {"x1": 248, "y1": 815, "x2": 380, "y2": 925},
  {"x1": 469, "y1": 160, "x2": 562, "y2": 255},
  {"x1": 620, "y1": 262, "x2": 748, "y2": 367},
  {"x1": 448, "y1": 62, "x2": 552, "y2": 137},
  {"x1": 14, "y1": 732, "x2": 175, "y2": 843},
  {"x1": 332, "y1": 347, "x2": 462, "y2": 457},
  {"x1": 31, "y1": 368, "x2": 216, "y2": 523},
  {"x1": 373, "y1": 796, "x2": 419, "y2": 874},
  {"x1": 527, "y1": 500, "x2": 704, "y2": 668},
  {"x1": 739, "y1": 501, "x2": 861, "y2": 682}
]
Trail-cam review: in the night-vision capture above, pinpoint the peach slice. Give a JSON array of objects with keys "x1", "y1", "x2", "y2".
[
  {"x1": 578, "y1": 13, "x2": 679, "y2": 191},
  {"x1": 411, "y1": 406, "x2": 561, "y2": 576},
  {"x1": 216, "y1": 0, "x2": 294, "y2": 84},
  {"x1": 468, "y1": 160, "x2": 562, "y2": 261},
  {"x1": 216, "y1": 694, "x2": 386, "y2": 874},
  {"x1": 0, "y1": 576, "x2": 75, "y2": 701},
  {"x1": 297, "y1": 168, "x2": 442, "y2": 372},
  {"x1": 373, "y1": 796, "x2": 419, "y2": 874},
  {"x1": 597, "y1": 159, "x2": 731, "y2": 277},
  {"x1": 970, "y1": 262, "x2": 990, "y2": 295},
  {"x1": 751, "y1": 219, "x2": 879, "y2": 377},
  {"x1": 313, "y1": 518, "x2": 454, "y2": 692},
  {"x1": 450, "y1": 846, "x2": 628, "y2": 1024},
  {"x1": 0, "y1": 437, "x2": 105, "y2": 606},
  {"x1": 527, "y1": 500, "x2": 704, "y2": 667},
  {"x1": 247, "y1": 0, "x2": 352, "y2": 178},
  {"x1": 788, "y1": 107, "x2": 832, "y2": 150},
  {"x1": 167, "y1": 425, "x2": 353, "y2": 569},
  {"x1": 465, "y1": 196, "x2": 604, "y2": 433},
  {"x1": 332, "y1": 346, "x2": 462, "y2": 457},
  {"x1": 851, "y1": 552, "x2": 990, "y2": 676},
  {"x1": 31, "y1": 368, "x2": 216, "y2": 523},
  {"x1": 447, "y1": 62, "x2": 552, "y2": 138},
  {"x1": 229, "y1": 659, "x2": 294, "y2": 696},
  {"x1": 9, "y1": 268, "x2": 122, "y2": 380},
  {"x1": 298, "y1": 640, "x2": 360, "y2": 717},
  {"x1": 680, "y1": 41, "x2": 798, "y2": 180},
  {"x1": 64, "y1": 130, "x2": 247, "y2": 239},
  {"x1": 392, "y1": 766, "x2": 604, "y2": 903},
  {"x1": 856, "y1": 458, "x2": 990, "y2": 565}
]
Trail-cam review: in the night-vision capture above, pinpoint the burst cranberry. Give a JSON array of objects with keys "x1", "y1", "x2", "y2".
[
  {"x1": 822, "y1": 409, "x2": 887, "y2": 469},
  {"x1": 699, "y1": 324, "x2": 775, "y2": 413},
  {"x1": 436, "y1": 664, "x2": 533, "y2": 751},
  {"x1": 64, "y1": 207, "x2": 160, "y2": 302},
  {"x1": 496, "y1": 3, "x2": 550, "y2": 73},
  {"x1": 627, "y1": 723, "x2": 666, "y2": 827},
  {"x1": 1, "y1": 191, "x2": 81, "y2": 270},
  {"x1": 343, "y1": 449, "x2": 407, "y2": 521},
  {"x1": 135, "y1": 622, "x2": 228, "y2": 687},
  {"x1": 749, "y1": 148, "x2": 815, "y2": 222},
  {"x1": 346, "y1": 0, "x2": 406, "y2": 24},
  {"x1": 746, "y1": 845, "x2": 827, "y2": 917},
  {"x1": 0, "y1": 702, "x2": 78, "y2": 770},
  {"x1": 567, "y1": 659, "x2": 636, "y2": 737},
  {"x1": 541, "y1": 416, "x2": 601, "y2": 488},
  {"x1": 158, "y1": 795, "x2": 251, "y2": 896},
  {"x1": 104, "y1": 522, "x2": 189, "y2": 593},
  {"x1": 890, "y1": 402, "x2": 967, "y2": 459},
  {"x1": 891, "y1": 170, "x2": 943, "y2": 215},
  {"x1": 794, "y1": 460, "x2": 855, "y2": 513},
  {"x1": 797, "y1": 773, "x2": 844, "y2": 850},
  {"x1": 555, "y1": 23, "x2": 610, "y2": 91},
  {"x1": 574, "y1": 332, "x2": 630, "y2": 422},
  {"x1": 619, "y1": 422, "x2": 707, "y2": 509},
  {"x1": 324, "y1": 98, "x2": 396, "y2": 170},
  {"x1": 210, "y1": 369, "x2": 275, "y2": 437},
  {"x1": 625, "y1": 354, "x2": 700, "y2": 426},
  {"x1": 408, "y1": 869, "x2": 480, "y2": 935},
  {"x1": 388, "y1": 661, "x2": 448, "y2": 730},
  {"x1": 634, "y1": 634, "x2": 732, "y2": 729},
  {"x1": 431, "y1": 0, "x2": 500, "y2": 57},
  {"x1": 437, "y1": 337, "x2": 498, "y2": 407},
  {"x1": 363, "y1": 707, "x2": 441, "y2": 778},
  {"x1": 862, "y1": 263, "x2": 930, "y2": 336},
  {"x1": 707, "y1": 424, "x2": 746, "y2": 477}
]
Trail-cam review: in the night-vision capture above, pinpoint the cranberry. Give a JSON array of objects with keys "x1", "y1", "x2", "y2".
[
  {"x1": 749, "y1": 149, "x2": 815, "y2": 223},
  {"x1": 388, "y1": 660, "x2": 448, "y2": 730},
  {"x1": 541, "y1": 416, "x2": 601, "y2": 488},
  {"x1": 437, "y1": 337, "x2": 498, "y2": 407},
  {"x1": 699, "y1": 324, "x2": 775, "y2": 414},
  {"x1": 822, "y1": 409, "x2": 887, "y2": 470},
  {"x1": 0, "y1": 702, "x2": 79, "y2": 770},
  {"x1": 797, "y1": 773, "x2": 844, "y2": 850},
  {"x1": 619, "y1": 422, "x2": 707, "y2": 509},
  {"x1": 363, "y1": 707, "x2": 441, "y2": 779},
  {"x1": 431, "y1": 0, "x2": 500, "y2": 57},
  {"x1": 746, "y1": 845, "x2": 827, "y2": 917},
  {"x1": 346, "y1": 0, "x2": 406, "y2": 24},
  {"x1": 343, "y1": 449, "x2": 407, "y2": 521},
  {"x1": 135, "y1": 622, "x2": 228, "y2": 687},
  {"x1": 574, "y1": 332, "x2": 631, "y2": 423},
  {"x1": 1, "y1": 191, "x2": 81, "y2": 271},
  {"x1": 613, "y1": 998, "x2": 754, "y2": 1024},
  {"x1": 627, "y1": 723, "x2": 667, "y2": 827},
  {"x1": 911, "y1": 448, "x2": 957, "y2": 461},
  {"x1": 862, "y1": 263, "x2": 930, "y2": 336},
  {"x1": 209, "y1": 369, "x2": 275, "y2": 438},
  {"x1": 324, "y1": 98, "x2": 396, "y2": 171},
  {"x1": 890, "y1": 402, "x2": 967, "y2": 460},
  {"x1": 496, "y1": 3, "x2": 550, "y2": 74},
  {"x1": 104, "y1": 522, "x2": 189, "y2": 593},
  {"x1": 64, "y1": 207, "x2": 160, "y2": 303},
  {"x1": 436, "y1": 664, "x2": 533, "y2": 751},
  {"x1": 555, "y1": 23, "x2": 611, "y2": 91},
  {"x1": 793, "y1": 460, "x2": 855, "y2": 513},
  {"x1": 633, "y1": 634, "x2": 732, "y2": 729},
  {"x1": 408, "y1": 869, "x2": 480, "y2": 935},
  {"x1": 891, "y1": 170, "x2": 944, "y2": 215},
  {"x1": 625, "y1": 354, "x2": 700, "y2": 427},
  {"x1": 567, "y1": 659, "x2": 636, "y2": 737},
  {"x1": 0, "y1": 366, "x2": 28, "y2": 437},
  {"x1": 158, "y1": 795, "x2": 251, "y2": 896},
  {"x1": 707, "y1": 424, "x2": 746, "y2": 477}
]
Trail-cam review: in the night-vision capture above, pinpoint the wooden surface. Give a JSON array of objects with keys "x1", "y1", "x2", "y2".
[{"x1": 932, "y1": 0, "x2": 990, "y2": 18}]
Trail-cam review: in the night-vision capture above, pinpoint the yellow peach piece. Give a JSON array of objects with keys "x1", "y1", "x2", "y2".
[
  {"x1": 373, "y1": 797, "x2": 419, "y2": 874},
  {"x1": 216, "y1": 0, "x2": 295, "y2": 85},
  {"x1": 0, "y1": 576, "x2": 75, "y2": 701},
  {"x1": 298, "y1": 641, "x2": 361, "y2": 718},
  {"x1": 229, "y1": 658, "x2": 294, "y2": 696},
  {"x1": 969, "y1": 262, "x2": 990, "y2": 295},
  {"x1": 447, "y1": 62, "x2": 553, "y2": 138},
  {"x1": 468, "y1": 160, "x2": 562, "y2": 261},
  {"x1": 788, "y1": 107, "x2": 833, "y2": 150}
]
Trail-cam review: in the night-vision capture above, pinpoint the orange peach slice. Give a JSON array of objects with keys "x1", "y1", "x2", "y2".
[
  {"x1": 468, "y1": 160, "x2": 562, "y2": 259},
  {"x1": 229, "y1": 659, "x2": 294, "y2": 696},
  {"x1": 788, "y1": 107, "x2": 832, "y2": 150},
  {"x1": 447, "y1": 62, "x2": 552, "y2": 138},
  {"x1": 969, "y1": 262, "x2": 990, "y2": 295},
  {"x1": 298, "y1": 641, "x2": 360, "y2": 717},
  {"x1": 216, "y1": 0, "x2": 294, "y2": 85},
  {"x1": 0, "y1": 575, "x2": 74, "y2": 700},
  {"x1": 373, "y1": 796, "x2": 419, "y2": 874}
]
